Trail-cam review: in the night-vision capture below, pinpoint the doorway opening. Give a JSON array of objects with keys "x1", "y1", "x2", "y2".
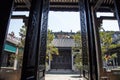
[
  {"x1": 1, "y1": 0, "x2": 120, "y2": 80},
  {"x1": 45, "y1": 11, "x2": 82, "y2": 80}
]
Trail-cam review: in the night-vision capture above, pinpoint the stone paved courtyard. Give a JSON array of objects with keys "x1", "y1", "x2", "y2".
[{"x1": 45, "y1": 74, "x2": 83, "y2": 80}]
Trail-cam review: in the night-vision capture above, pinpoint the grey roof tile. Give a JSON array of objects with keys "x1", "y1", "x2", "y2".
[{"x1": 52, "y1": 39, "x2": 75, "y2": 47}]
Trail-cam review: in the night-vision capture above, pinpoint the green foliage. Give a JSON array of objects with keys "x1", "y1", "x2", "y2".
[
  {"x1": 74, "y1": 53, "x2": 83, "y2": 70},
  {"x1": 18, "y1": 25, "x2": 26, "y2": 48},
  {"x1": 9, "y1": 49, "x2": 23, "y2": 68},
  {"x1": 99, "y1": 28, "x2": 120, "y2": 61},
  {"x1": 72, "y1": 31, "x2": 83, "y2": 70},
  {"x1": 72, "y1": 31, "x2": 82, "y2": 51},
  {"x1": 47, "y1": 30, "x2": 54, "y2": 44},
  {"x1": 46, "y1": 29, "x2": 59, "y2": 60},
  {"x1": 9, "y1": 26, "x2": 26, "y2": 68},
  {"x1": 111, "y1": 53, "x2": 117, "y2": 59},
  {"x1": 100, "y1": 31, "x2": 113, "y2": 48},
  {"x1": 19, "y1": 25, "x2": 26, "y2": 38},
  {"x1": 10, "y1": 26, "x2": 59, "y2": 68},
  {"x1": 9, "y1": 54, "x2": 14, "y2": 66}
]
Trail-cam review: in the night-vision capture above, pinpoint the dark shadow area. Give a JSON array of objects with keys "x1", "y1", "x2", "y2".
[{"x1": 70, "y1": 75, "x2": 82, "y2": 78}]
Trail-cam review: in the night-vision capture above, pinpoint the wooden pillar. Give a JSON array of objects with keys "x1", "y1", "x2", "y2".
[
  {"x1": 14, "y1": 47, "x2": 18, "y2": 70},
  {"x1": 0, "y1": 0, "x2": 14, "y2": 67},
  {"x1": 91, "y1": 8, "x2": 103, "y2": 79},
  {"x1": 114, "y1": 0, "x2": 120, "y2": 29},
  {"x1": 37, "y1": 0, "x2": 49, "y2": 79},
  {"x1": 79, "y1": 0, "x2": 89, "y2": 78},
  {"x1": 79, "y1": 0, "x2": 98, "y2": 80},
  {"x1": 72, "y1": 53, "x2": 74, "y2": 70},
  {"x1": 49, "y1": 53, "x2": 51, "y2": 70},
  {"x1": 21, "y1": 0, "x2": 49, "y2": 80}
]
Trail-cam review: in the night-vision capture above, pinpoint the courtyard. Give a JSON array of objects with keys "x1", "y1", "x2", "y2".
[
  {"x1": 1, "y1": 0, "x2": 120, "y2": 80},
  {"x1": 45, "y1": 73, "x2": 83, "y2": 80}
]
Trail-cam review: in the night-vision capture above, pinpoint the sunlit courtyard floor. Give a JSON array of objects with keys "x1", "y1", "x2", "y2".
[{"x1": 45, "y1": 73, "x2": 83, "y2": 80}]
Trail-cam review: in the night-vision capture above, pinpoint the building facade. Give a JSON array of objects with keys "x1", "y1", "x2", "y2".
[
  {"x1": 1, "y1": 0, "x2": 120, "y2": 79},
  {"x1": 1, "y1": 33, "x2": 21, "y2": 70},
  {"x1": 46, "y1": 31, "x2": 81, "y2": 71}
]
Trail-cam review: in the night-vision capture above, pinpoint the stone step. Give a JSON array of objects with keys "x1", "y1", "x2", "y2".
[{"x1": 46, "y1": 69, "x2": 79, "y2": 74}]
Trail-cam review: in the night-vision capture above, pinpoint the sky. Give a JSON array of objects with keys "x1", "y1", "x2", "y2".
[
  {"x1": 48, "y1": 11, "x2": 80, "y2": 32},
  {"x1": 8, "y1": 11, "x2": 119, "y2": 37},
  {"x1": 97, "y1": 12, "x2": 119, "y2": 31},
  {"x1": 9, "y1": 12, "x2": 29, "y2": 37}
]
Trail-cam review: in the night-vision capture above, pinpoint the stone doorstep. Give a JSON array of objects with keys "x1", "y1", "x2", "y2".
[{"x1": 46, "y1": 69, "x2": 79, "y2": 74}]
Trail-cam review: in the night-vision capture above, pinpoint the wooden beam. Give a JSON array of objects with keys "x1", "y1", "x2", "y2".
[
  {"x1": 94, "y1": 0, "x2": 104, "y2": 11},
  {"x1": 98, "y1": 16, "x2": 116, "y2": 20},
  {"x1": 23, "y1": 0, "x2": 31, "y2": 9},
  {"x1": 50, "y1": 2, "x2": 78, "y2": 5},
  {"x1": 50, "y1": 7, "x2": 79, "y2": 11},
  {"x1": 11, "y1": 15, "x2": 28, "y2": 19}
]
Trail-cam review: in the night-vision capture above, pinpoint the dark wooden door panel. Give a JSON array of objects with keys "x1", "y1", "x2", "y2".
[{"x1": 51, "y1": 49, "x2": 72, "y2": 69}]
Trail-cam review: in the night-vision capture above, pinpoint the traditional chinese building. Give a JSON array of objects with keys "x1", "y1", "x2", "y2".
[
  {"x1": 1, "y1": 0, "x2": 120, "y2": 80},
  {"x1": 1, "y1": 33, "x2": 21, "y2": 70},
  {"x1": 46, "y1": 31, "x2": 80, "y2": 71}
]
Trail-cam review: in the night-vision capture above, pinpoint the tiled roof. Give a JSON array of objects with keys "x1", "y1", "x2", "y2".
[
  {"x1": 52, "y1": 39, "x2": 75, "y2": 47},
  {"x1": 6, "y1": 35, "x2": 20, "y2": 45}
]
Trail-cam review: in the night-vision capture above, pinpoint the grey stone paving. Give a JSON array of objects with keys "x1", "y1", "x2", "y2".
[{"x1": 45, "y1": 74, "x2": 83, "y2": 80}]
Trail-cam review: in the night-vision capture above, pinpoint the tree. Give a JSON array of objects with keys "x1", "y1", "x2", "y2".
[
  {"x1": 10, "y1": 26, "x2": 59, "y2": 68},
  {"x1": 9, "y1": 48, "x2": 23, "y2": 68},
  {"x1": 72, "y1": 31, "x2": 82, "y2": 52},
  {"x1": 99, "y1": 28, "x2": 120, "y2": 69},
  {"x1": 19, "y1": 25, "x2": 26, "y2": 48},
  {"x1": 74, "y1": 53, "x2": 82, "y2": 76},
  {"x1": 100, "y1": 31, "x2": 114, "y2": 53},
  {"x1": 46, "y1": 30, "x2": 59, "y2": 61},
  {"x1": 9, "y1": 25, "x2": 26, "y2": 68},
  {"x1": 72, "y1": 31, "x2": 83, "y2": 76}
]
